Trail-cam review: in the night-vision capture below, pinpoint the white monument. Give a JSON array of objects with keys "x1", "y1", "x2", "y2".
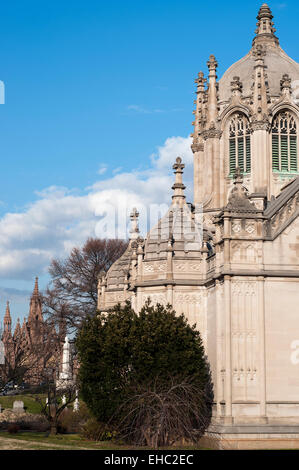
[{"x1": 56, "y1": 336, "x2": 73, "y2": 389}]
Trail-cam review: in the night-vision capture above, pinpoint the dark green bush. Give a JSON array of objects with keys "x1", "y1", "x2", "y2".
[{"x1": 80, "y1": 417, "x2": 118, "y2": 441}]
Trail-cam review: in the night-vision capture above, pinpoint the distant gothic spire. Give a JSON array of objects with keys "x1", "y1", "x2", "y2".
[
  {"x1": 33, "y1": 277, "x2": 39, "y2": 297},
  {"x1": 172, "y1": 157, "x2": 186, "y2": 205},
  {"x1": 4, "y1": 301, "x2": 12, "y2": 334},
  {"x1": 14, "y1": 318, "x2": 21, "y2": 339},
  {"x1": 28, "y1": 276, "x2": 43, "y2": 324},
  {"x1": 253, "y1": 3, "x2": 279, "y2": 47},
  {"x1": 21, "y1": 317, "x2": 27, "y2": 337}
]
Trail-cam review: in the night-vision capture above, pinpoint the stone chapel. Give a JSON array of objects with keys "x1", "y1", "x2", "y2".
[{"x1": 98, "y1": 4, "x2": 299, "y2": 448}]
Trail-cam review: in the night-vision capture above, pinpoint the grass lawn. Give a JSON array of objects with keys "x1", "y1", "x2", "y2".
[
  {"x1": 0, "y1": 431, "x2": 208, "y2": 450},
  {"x1": 0, "y1": 395, "x2": 46, "y2": 414}
]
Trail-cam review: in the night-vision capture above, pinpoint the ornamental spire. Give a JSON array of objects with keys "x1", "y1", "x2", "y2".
[
  {"x1": 129, "y1": 208, "x2": 140, "y2": 240},
  {"x1": 192, "y1": 71, "x2": 206, "y2": 146},
  {"x1": 253, "y1": 3, "x2": 279, "y2": 47},
  {"x1": 33, "y1": 277, "x2": 39, "y2": 296},
  {"x1": 29, "y1": 276, "x2": 43, "y2": 324},
  {"x1": 4, "y1": 301, "x2": 12, "y2": 333},
  {"x1": 172, "y1": 157, "x2": 186, "y2": 205},
  {"x1": 14, "y1": 318, "x2": 21, "y2": 339},
  {"x1": 4, "y1": 301, "x2": 11, "y2": 322},
  {"x1": 206, "y1": 55, "x2": 219, "y2": 127}
]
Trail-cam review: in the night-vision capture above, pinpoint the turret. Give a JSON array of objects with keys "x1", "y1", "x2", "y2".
[{"x1": 253, "y1": 3, "x2": 279, "y2": 47}]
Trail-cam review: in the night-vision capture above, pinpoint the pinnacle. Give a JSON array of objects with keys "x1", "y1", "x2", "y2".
[
  {"x1": 4, "y1": 301, "x2": 11, "y2": 319},
  {"x1": 172, "y1": 157, "x2": 186, "y2": 202},
  {"x1": 33, "y1": 276, "x2": 39, "y2": 295},
  {"x1": 252, "y1": 3, "x2": 279, "y2": 47}
]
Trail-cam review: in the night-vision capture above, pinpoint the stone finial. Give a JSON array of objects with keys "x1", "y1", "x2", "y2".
[
  {"x1": 226, "y1": 168, "x2": 258, "y2": 212},
  {"x1": 252, "y1": 43, "x2": 266, "y2": 60},
  {"x1": 193, "y1": 72, "x2": 206, "y2": 148},
  {"x1": 207, "y1": 55, "x2": 218, "y2": 73},
  {"x1": 231, "y1": 76, "x2": 243, "y2": 96},
  {"x1": 195, "y1": 71, "x2": 206, "y2": 90},
  {"x1": 253, "y1": 3, "x2": 279, "y2": 47},
  {"x1": 206, "y1": 55, "x2": 219, "y2": 128},
  {"x1": 280, "y1": 74, "x2": 292, "y2": 95},
  {"x1": 234, "y1": 167, "x2": 243, "y2": 184},
  {"x1": 129, "y1": 207, "x2": 140, "y2": 240},
  {"x1": 172, "y1": 157, "x2": 186, "y2": 204}
]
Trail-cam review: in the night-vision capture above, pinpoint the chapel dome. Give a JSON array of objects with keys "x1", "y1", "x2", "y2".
[{"x1": 218, "y1": 4, "x2": 299, "y2": 104}]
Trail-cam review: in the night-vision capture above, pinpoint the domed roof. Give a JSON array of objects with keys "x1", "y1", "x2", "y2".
[
  {"x1": 144, "y1": 157, "x2": 210, "y2": 261},
  {"x1": 105, "y1": 244, "x2": 134, "y2": 289},
  {"x1": 218, "y1": 4, "x2": 299, "y2": 104},
  {"x1": 104, "y1": 208, "x2": 141, "y2": 290}
]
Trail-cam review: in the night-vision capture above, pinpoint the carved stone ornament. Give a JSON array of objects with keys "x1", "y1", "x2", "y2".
[
  {"x1": 191, "y1": 142, "x2": 204, "y2": 153},
  {"x1": 226, "y1": 168, "x2": 259, "y2": 213},
  {"x1": 250, "y1": 114, "x2": 271, "y2": 131},
  {"x1": 202, "y1": 126, "x2": 222, "y2": 140}
]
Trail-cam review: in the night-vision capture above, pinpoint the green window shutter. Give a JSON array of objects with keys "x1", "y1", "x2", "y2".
[
  {"x1": 238, "y1": 137, "x2": 244, "y2": 171},
  {"x1": 272, "y1": 135, "x2": 279, "y2": 170},
  {"x1": 229, "y1": 139, "x2": 236, "y2": 174},
  {"x1": 280, "y1": 135, "x2": 289, "y2": 171},
  {"x1": 246, "y1": 136, "x2": 251, "y2": 172},
  {"x1": 290, "y1": 136, "x2": 298, "y2": 171}
]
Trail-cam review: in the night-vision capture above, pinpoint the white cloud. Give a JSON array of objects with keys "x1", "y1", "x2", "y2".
[
  {"x1": 98, "y1": 165, "x2": 108, "y2": 175},
  {"x1": 0, "y1": 136, "x2": 193, "y2": 280}
]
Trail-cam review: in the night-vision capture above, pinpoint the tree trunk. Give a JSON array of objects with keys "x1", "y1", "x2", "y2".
[{"x1": 50, "y1": 423, "x2": 57, "y2": 435}]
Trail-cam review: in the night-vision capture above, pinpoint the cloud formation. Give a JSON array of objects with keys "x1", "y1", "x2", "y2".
[{"x1": 0, "y1": 136, "x2": 193, "y2": 281}]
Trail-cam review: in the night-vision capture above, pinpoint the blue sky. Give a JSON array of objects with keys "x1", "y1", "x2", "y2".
[{"x1": 0, "y1": 0, "x2": 298, "y2": 324}]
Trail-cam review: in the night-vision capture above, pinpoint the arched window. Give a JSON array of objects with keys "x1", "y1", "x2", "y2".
[
  {"x1": 229, "y1": 114, "x2": 251, "y2": 175},
  {"x1": 272, "y1": 111, "x2": 298, "y2": 173}
]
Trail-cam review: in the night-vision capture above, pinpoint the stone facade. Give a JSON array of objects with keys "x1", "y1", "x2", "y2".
[{"x1": 98, "y1": 4, "x2": 299, "y2": 449}]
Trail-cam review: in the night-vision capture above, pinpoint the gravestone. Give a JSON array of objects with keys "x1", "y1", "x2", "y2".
[{"x1": 13, "y1": 400, "x2": 24, "y2": 413}]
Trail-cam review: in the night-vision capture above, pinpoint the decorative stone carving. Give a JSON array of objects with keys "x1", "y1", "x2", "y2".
[
  {"x1": 191, "y1": 143, "x2": 204, "y2": 153},
  {"x1": 232, "y1": 222, "x2": 242, "y2": 234},
  {"x1": 174, "y1": 263, "x2": 201, "y2": 272},
  {"x1": 143, "y1": 263, "x2": 167, "y2": 273},
  {"x1": 142, "y1": 293, "x2": 167, "y2": 306},
  {"x1": 226, "y1": 169, "x2": 259, "y2": 213},
  {"x1": 174, "y1": 293, "x2": 202, "y2": 305},
  {"x1": 245, "y1": 222, "x2": 256, "y2": 235}
]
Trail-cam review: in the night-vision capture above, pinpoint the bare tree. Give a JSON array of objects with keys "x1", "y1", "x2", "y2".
[
  {"x1": 43, "y1": 238, "x2": 128, "y2": 331},
  {"x1": 31, "y1": 370, "x2": 78, "y2": 435},
  {"x1": 112, "y1": 375, "x2": 212, "y2": 448}
]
